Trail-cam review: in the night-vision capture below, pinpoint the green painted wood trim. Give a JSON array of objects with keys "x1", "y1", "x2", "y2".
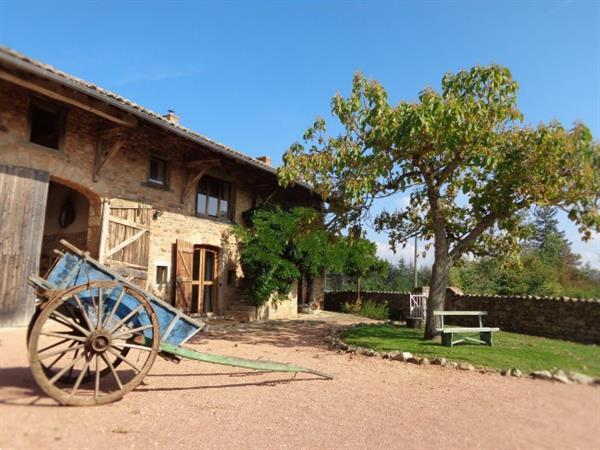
[{"x1": 158, "y1": 342, "x2": 333, "y2": 379}]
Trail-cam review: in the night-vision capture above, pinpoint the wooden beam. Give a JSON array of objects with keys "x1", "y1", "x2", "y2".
[
  {"x1": 181, "y1": 160, "x2": 221, "y2": 203},
  {"x1": 108, "y1": 215, "x2": 150, "y2": 231},
  {"x1": 104, "y1": 229, "x2": 146, "y2": 258},
  {"x1": 0, "y1": 69, "x2": 138, "y2": 127},
  {"x1": 185, "y1": 158, "x2": 222, "y2": 168},
  {"x1": 93, "y1": 137, "x2": 124, "y2": 181}
]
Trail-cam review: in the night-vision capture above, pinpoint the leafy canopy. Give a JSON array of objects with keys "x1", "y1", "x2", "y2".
[
  {"x1": 279, "y1": 66, "x2": 599, "y2": 262},
  {"x1": 233, "y1": 206, "x2": 383, "y2": 305}
]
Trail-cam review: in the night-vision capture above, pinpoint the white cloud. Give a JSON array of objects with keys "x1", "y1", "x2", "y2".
[{"x1": 375, "y1": 239, "x2": 433, "y2": 268}]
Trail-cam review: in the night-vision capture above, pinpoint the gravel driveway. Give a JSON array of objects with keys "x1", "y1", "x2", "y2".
[{"x1": 1, "y1": 312, "x2": 598, "y2": 449}]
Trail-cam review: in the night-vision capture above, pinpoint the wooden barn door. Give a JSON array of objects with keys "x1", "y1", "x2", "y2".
[
  {"x1": 0, "y1": 165, "x2": 49, "y2": 327},
  {"x1": 99, "y1": 199, "x2": 151, "y2": 286},
  {"x1": 174, "y1": 239, "x2": 194, "y2": 311}
]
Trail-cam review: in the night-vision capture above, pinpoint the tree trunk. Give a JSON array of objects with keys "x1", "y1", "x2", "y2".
[
  {"x1": 424, "y1": 244, "x2": 451, "y2": 339},
  {"x1": 356, "y1": 276, "x2": 361, "y2": 302},
  {"x1": 306, "y1": 273, "x2": 315, "y2": 306}
]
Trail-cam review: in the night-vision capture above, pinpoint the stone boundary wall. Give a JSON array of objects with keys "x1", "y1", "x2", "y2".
[
  {"x1": 323, "y1": 290, "x2": 411, "y2": 320},
  {"x1": 445, "y1": 291, "x2": 600, "y2": 344},
  {"x1": 324, "y1": 290, "x2": 600, "y2": 344}
]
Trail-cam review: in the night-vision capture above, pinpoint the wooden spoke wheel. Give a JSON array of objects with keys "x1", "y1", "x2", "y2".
[
  {"x1": 27, "y1": 303, "x2": 130, "y2": 384},
  {"x1": 28, "y1": 280, "x2": 160, "y2": 406}
]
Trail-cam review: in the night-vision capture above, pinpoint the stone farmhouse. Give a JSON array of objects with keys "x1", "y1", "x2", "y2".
[{"x1": 0, "y1": 47, "x2": 322, "y2": 327}]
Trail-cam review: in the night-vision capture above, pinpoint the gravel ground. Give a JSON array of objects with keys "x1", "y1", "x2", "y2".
[{"x1": 1, "y1": 312, "x2": 599, "y2": 449}]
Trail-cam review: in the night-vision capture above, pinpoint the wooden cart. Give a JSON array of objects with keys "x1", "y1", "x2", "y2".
[{"x1": 26, "y1": 240, "x2": 331, "y2": 406}]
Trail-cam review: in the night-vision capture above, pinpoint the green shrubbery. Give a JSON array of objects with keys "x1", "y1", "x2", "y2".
[{"x1": 341, "y1": 299, "x2": 389, "y2": 320}]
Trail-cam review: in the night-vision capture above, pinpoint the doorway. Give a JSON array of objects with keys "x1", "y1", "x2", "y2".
[
  {"x1": 190, "y1": 245, "x2": 218, "y2": 314},
  {"x1": 40, "y1": 181, "x2": 90, "y2": 274}
]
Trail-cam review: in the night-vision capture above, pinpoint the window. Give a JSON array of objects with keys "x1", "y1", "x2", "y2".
[
  {"x1": 196, "y1": 175, "x2": 232, "y2": 219},
  {"x1": 149, "y1": 156, "x2": 168, "y2": 186},
  {"x1": 29, "y1": 101, "x2": 65, "y2": 150},
  {"x1": 156, "y1": 265, "x2": 168, "y2": 284}
]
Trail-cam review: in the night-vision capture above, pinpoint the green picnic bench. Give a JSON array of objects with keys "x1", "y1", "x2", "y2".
[{"x1": 434, "y1": 311, "x2": 500, "y2": 347}]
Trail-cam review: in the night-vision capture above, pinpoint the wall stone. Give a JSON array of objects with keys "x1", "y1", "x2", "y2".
[
  {"x1": 324, "y1": 289, "x2": 600, "y2": 344},
  {"x1": 445, "y1": 291, "x2": 600, "y2": 344},
  {"x1": 324, "y1": 290, "x2": 412, "y2": 320}
]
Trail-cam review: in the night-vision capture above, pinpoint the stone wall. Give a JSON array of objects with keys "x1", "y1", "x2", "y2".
[
  {"x1": 324, "y1": 289, "x2": 600, "y2": 343},
  {"x1": 324, "y1": 290, "x2": 412, "y2": 320},
  {"x1": 445, "y1": 291, "x2": 600, "y2": 344},
  {"x1": 0, "y1": 79, "x2": 319, "y2": 321}
]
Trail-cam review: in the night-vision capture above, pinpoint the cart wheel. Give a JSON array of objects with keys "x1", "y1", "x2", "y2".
[
  {"x1": 27, "y1": 301, "x2": 131, "y2": 384},
  {"x1": 28, "y1": 280, "x2": 160, "y2": 406}
]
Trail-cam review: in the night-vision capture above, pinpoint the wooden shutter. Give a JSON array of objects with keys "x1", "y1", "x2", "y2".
[
  {"x1": 175, "y1": 239, "x2": 194, "y2": 311},
  {"x1": 99, "y1": 198, "x2": 151, "y2": 286},
  {"x1": 0, "y1": 165, "x2": 49, "y2": 326}
]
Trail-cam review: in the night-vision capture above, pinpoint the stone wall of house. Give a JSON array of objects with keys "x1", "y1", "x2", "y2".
[
  {"x1": 0, "y1": 79, "x2": 316, "y2": 320},
  {"x1": 256, "y1": 281, "x2": 299, "y2": 320},
  {"x1": 324, "y1": 289, "x2": 600, "y2": 343},
  {"x1": 324, "y1": 290, "x2": 412, "y2": 320}
]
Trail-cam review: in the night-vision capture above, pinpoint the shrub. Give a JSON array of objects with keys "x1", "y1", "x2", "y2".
[
  {"x1": 341, "y1": 299, "x2": 389, "y2": 320},
  {"x1": 341, "y1": 299, "x2": 362, "y2": 315},
  {"x1": 360, "y1": 300, "x2": 389, "y2": 320}
]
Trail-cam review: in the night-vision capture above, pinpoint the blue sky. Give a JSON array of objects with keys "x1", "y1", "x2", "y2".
[{"x1": 1, "y1": 1, "x2": 598, "y2": 267}]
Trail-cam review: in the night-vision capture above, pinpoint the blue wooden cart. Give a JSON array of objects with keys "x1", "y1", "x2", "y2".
[{"x1": 27, "y1": 240, "x2": 331, "y2": 406}]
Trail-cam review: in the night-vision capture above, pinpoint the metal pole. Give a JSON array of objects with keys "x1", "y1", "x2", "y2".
[{"x1": 413, "y1": 235, "x2": 418, "y2": 290}]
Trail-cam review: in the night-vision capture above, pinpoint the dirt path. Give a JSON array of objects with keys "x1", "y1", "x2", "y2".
[{"x1": 1, "y1": 312, "x2": 599, "y2": 449}]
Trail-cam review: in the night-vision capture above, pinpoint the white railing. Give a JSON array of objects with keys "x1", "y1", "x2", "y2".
[{"x1": 409, "y1": 293, "x2": 427, "y2": 319}]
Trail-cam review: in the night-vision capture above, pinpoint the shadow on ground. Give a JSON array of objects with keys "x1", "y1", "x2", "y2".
[{"x1": 192, "y1": 314, "x2": 358, "y2": 349}]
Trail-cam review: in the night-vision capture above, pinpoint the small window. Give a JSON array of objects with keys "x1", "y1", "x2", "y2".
[
  {"x1": 149, "y1": 156, "x2": 168, "y2": 186},
  {"x1": 196, "y1": 175, "x2": 233, "y2": 219},
  {"x1": 29, "y1": 101, "x2": 64, "y2": 150},
  {"x1": 156, "y1": 265, "x2": 168, "y2": 284}
]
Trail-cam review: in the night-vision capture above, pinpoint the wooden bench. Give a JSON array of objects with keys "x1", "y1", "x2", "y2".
[{"x1": 433, "y1": 311, "x2": 500, "y2": 347}]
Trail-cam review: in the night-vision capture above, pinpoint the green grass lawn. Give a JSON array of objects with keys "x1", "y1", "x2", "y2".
[{"x1": 343, "y1": 325, "x2": 600, "y2": 376}]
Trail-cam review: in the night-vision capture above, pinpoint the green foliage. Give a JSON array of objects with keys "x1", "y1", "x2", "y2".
[
  {"x1": 233, "y1": 207, "x2": 304, "y2": 305},
  {"x1": 233, "y1": 206, "x2": 387, "y2": 306},
  {"x1": 344, "y1": 325, "x2": 600, "y2": 376},
  {"x1": 450, "y1": 207, "x2": 600, "y2": 298},
  {"x1": 341, "y1": 299, "x2": 389, "y2": 320},
  {"x1": 339, "y1": 238, "x2": 385, "y2": 280},
  {"x1": 359, "y1": 300, "x2": 389, "y2": 320},
  {"x1": 341, "y1": 298, "x2": 362, "y2": 315},
  {"x1": 327, "y1": 257, "x2": 432, "y2": 292},
  {"x1": 279, "y1": 65, "x2": 599, "y2": 335}
]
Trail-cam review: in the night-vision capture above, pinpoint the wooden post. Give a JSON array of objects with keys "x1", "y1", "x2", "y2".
[{"x1": 98, "y1": 199, "x2": 110, "y2": 262}]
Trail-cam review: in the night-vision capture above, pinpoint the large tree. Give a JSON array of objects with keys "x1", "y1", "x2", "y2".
[{"x1": 279, "y1": 65, "x2": 599, "y2": 338}]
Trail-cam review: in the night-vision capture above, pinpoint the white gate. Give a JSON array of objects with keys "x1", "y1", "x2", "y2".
[{"x1": 409, "y1": 293, "x2": 427, "y2": 319}]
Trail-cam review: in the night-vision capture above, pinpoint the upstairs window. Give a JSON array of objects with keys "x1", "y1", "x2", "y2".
[
  {"x1": 29, "y1": 101, "x2": 65, "y2": 150},
  {"x1": 149, "y1": 156, "x2": 169, "y2": 186},
  {"x1": 196, "y1": 175, "x2": 232, "y2": 219}
]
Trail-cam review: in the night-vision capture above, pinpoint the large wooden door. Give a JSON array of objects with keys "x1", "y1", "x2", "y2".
[
  {"x1": 0, "y1": 165, "x2": 49, "y2": 327},
  {"x1": 99, "y1": 198, "x2": 151, "y2": 286},
  {"x1": 174, "y1": 239, "x2": 194, "y2": 311}
]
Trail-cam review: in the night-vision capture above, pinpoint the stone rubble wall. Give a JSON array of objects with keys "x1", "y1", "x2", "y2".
[
  {"x1": 445, "y1": 291, "x2": 600, "y2": 344},
  {"x1": 323, "y1": 290, "x2": 412, "y2": 320},
  {"x1": 324, "y1": 289, "x2": 600, "y2": 344}
]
